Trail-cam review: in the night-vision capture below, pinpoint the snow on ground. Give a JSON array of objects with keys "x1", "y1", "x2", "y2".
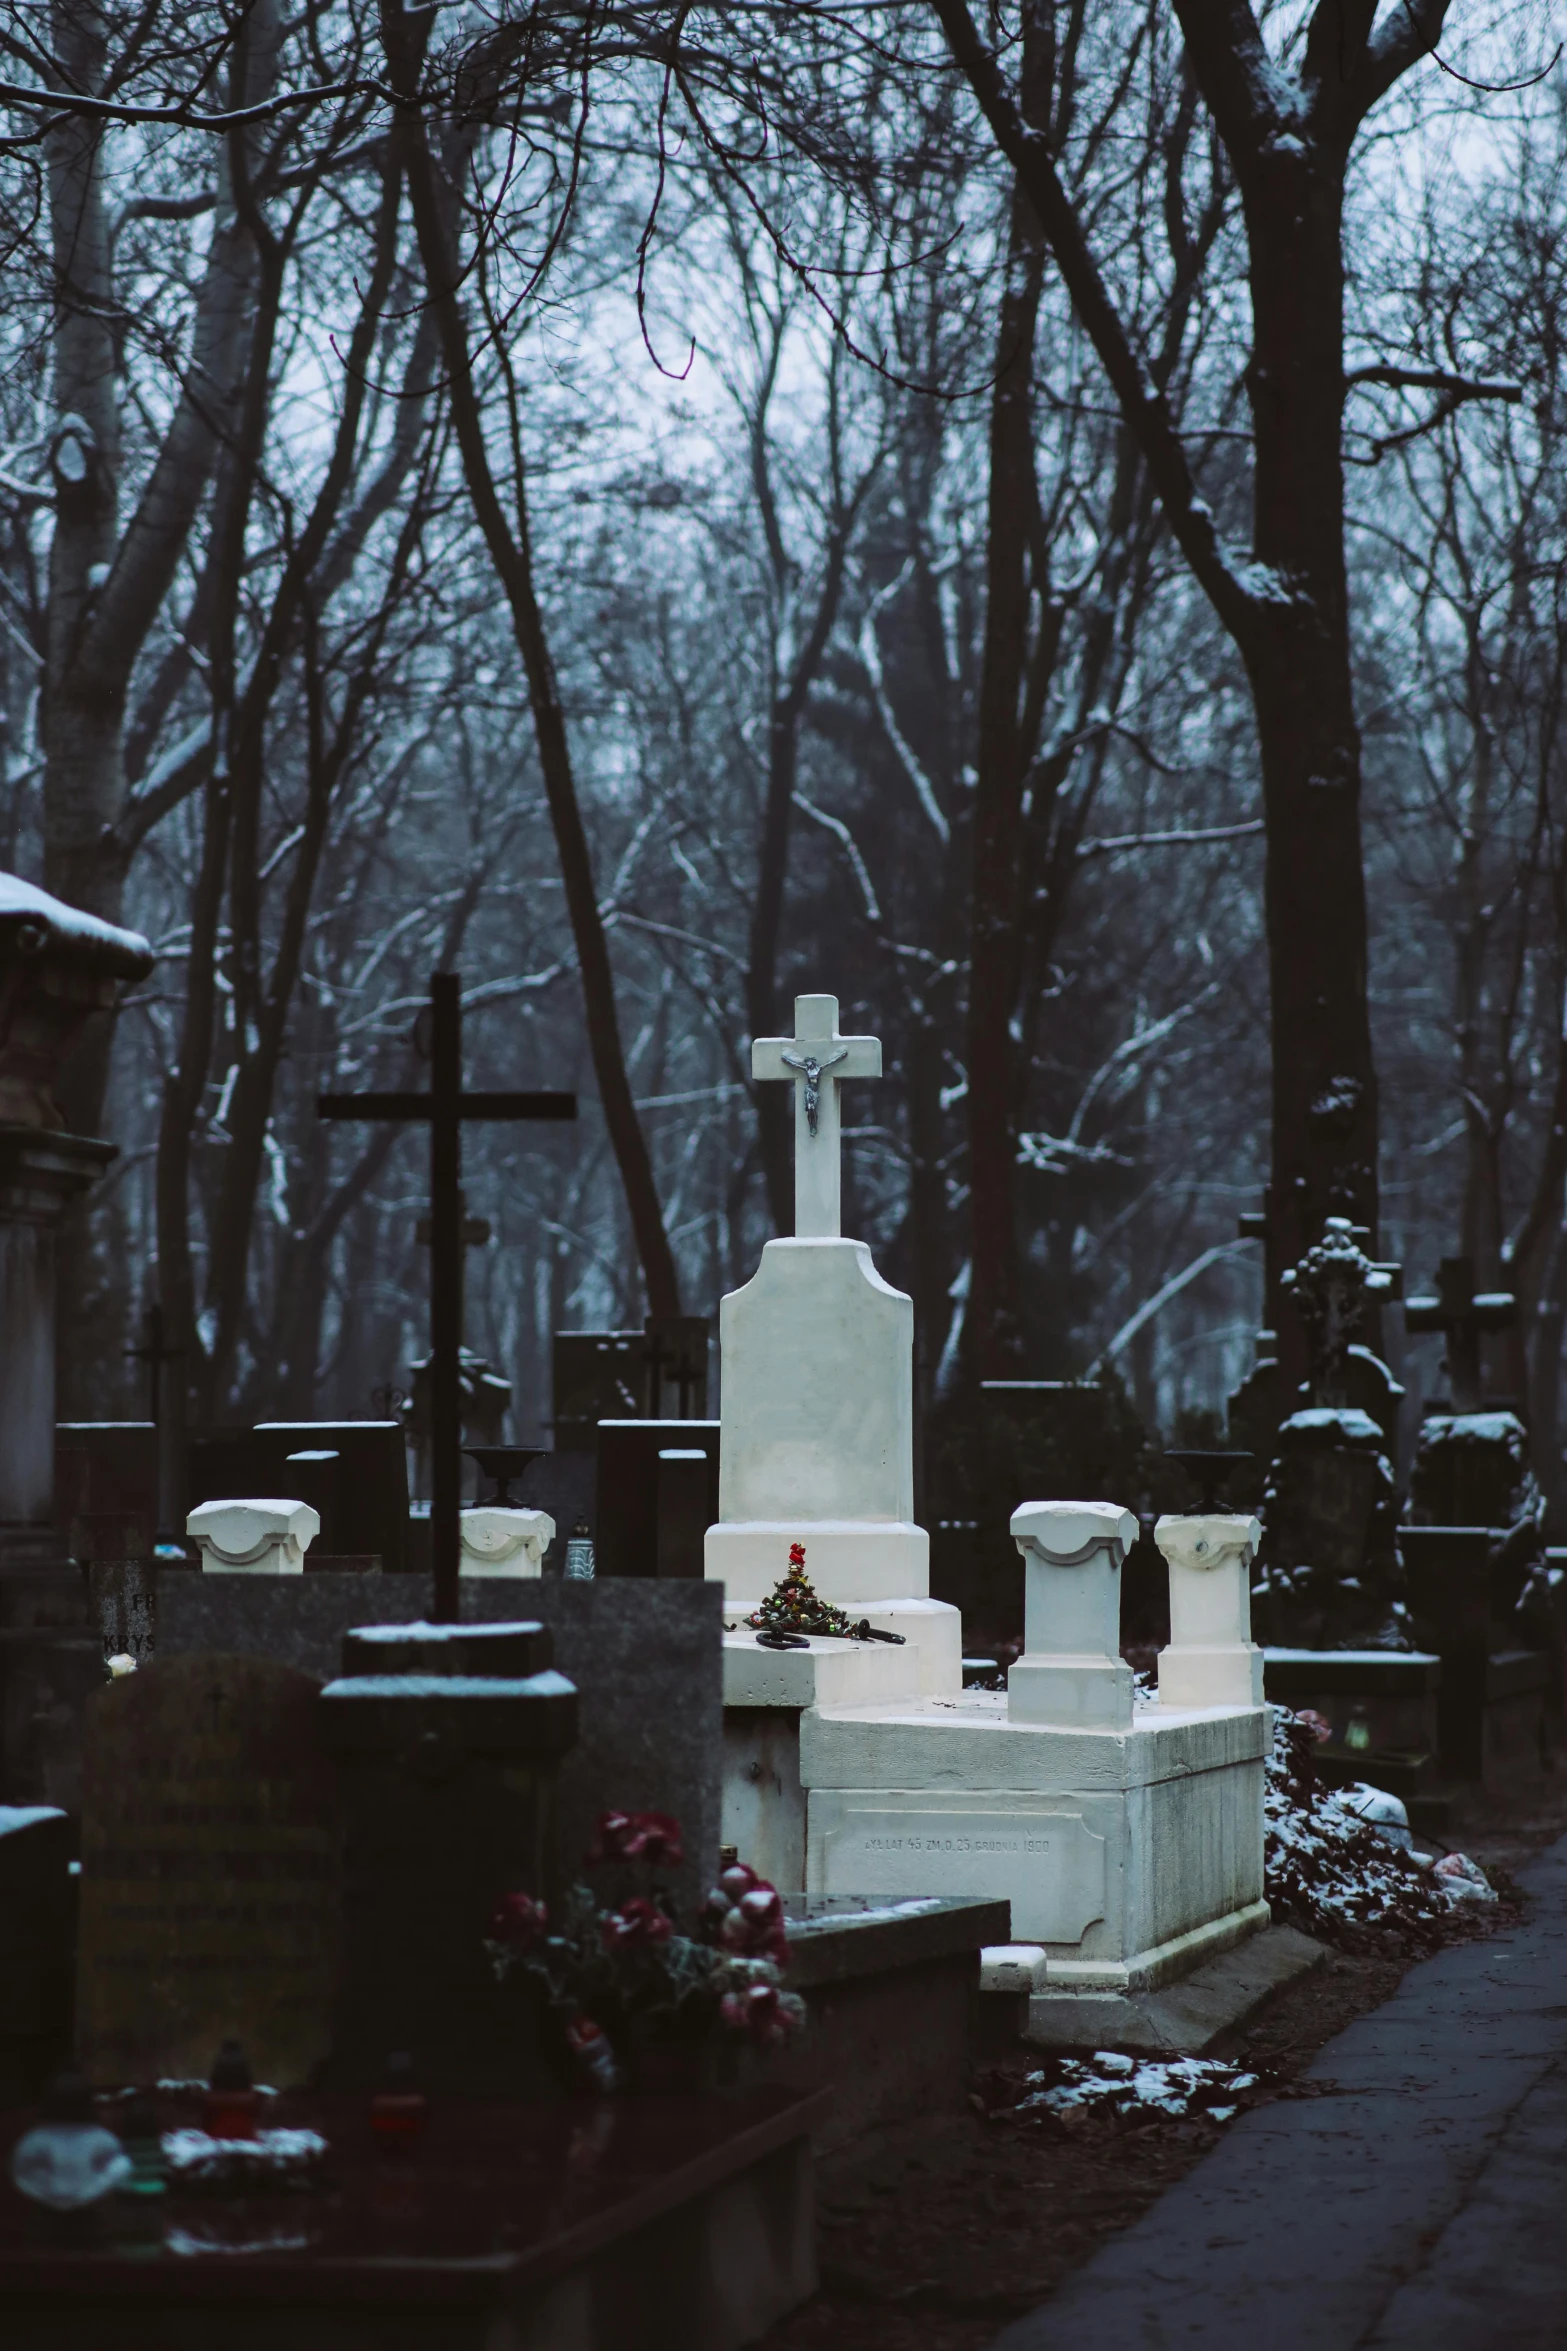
[
  {"x1": 1010, "y1": 2053, "x2": 1264, "y2": 2130},
  {"x1": 1266, "y1": 1708, "x2": 1495, "y2": 1939}
]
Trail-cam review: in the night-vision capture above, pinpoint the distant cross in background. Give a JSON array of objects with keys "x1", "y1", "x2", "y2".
[
  {"x1": 1403, "y1": 1256, "x2": 1517, "y2": 1414},
  {"x1": 644, "y1": 1315, "x2": 709, "y2": 1417},
  {"x1": 752, "y1": 995, "x2": 880, "y2": 1238},
  {"x1": 319, "y1": 972, "x2": 576, "y2": 1621}
]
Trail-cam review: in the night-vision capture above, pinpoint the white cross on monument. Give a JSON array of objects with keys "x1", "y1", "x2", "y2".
[{"x1": 752, "y1": 994, "x2": 881, "y2": 1238}]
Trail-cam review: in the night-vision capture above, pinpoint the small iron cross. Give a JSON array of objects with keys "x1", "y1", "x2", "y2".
[
  {"x1": 1404, "y1": 1255, "x2": 1516, "y2": 1413},
  {"x1": 752, "y1": 996, "x2": 880, "y2": 1238}
]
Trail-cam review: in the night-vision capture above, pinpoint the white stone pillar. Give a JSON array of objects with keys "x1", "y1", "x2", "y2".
[
  {"x1": 1007, "y1": 1501, "x2": 1138, "y2": 1730},
  {"x1": 459, "y1": 1506, "x2": 554, "y2": 1577},
  {"x1": 187, "y1": 1499, "x2": 320, "y2": 1574},
  {"x1": 1153, "y1": 1513, "x2": 1264, "y2": 1708}
]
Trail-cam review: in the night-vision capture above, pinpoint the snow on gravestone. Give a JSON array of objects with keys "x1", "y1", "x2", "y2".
[{"x1": 74, "y1": 1654, "x2": 340, "y2": 2087}]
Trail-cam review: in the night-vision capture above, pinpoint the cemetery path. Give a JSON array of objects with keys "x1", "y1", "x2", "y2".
[{"x1": 991, "y1": 1829, "x2": 1567, "y2": 2351}]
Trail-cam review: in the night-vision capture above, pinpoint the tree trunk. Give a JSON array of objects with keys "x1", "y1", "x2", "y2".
[
  {"x1": 933, "y1": 0, "x2": 1452, "y2": 1376},
  {"x1": 45, "y1": 1, "x2": 275, "y2": 1406},
  {"x1": 383, "y1": 0, "x2": 680, "y2": 1318},
  {"x1": 965, "y1": 213, "x2": 1045, "y2": 1378},
  {"x1": 1237, "y1": 165, "x2": 1378, "y2": 1376},
  {"x1": 747, "y1": 698, "x2": 802, "y2": 1234},
  {"x1": 964, "y1": 15, "x2": 1052, "y2": 1382}
]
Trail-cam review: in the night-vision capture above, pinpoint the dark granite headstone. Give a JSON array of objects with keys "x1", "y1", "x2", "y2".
[
  {"x1": 552, "y1": 1329, "x2": 646, "y2": 1450},
  {"x1": 596, "y1": 1419, "x2": 719, "y2": 1578},
  {"x1": 74, "y1": 1653, "x2": 340, "y2": 2088},
  {"x1": 320, "y1": 1620, "x2": 576, "y2": 2090},
  {"x1": 158, "y1": 1571, "x2": 724, "y2": 1919},
  {"x1": 1406, "y1": 1410, "x2": 1545, "y2": 1625},
  {"x1": 156, "y1": 1570, "x2": 410, "y2": 1677},
  {"x1": 459, "y1": 1578, "x2": 723, "y2": 1912},
  {"x1": 54, "y1": 1423, "x2": 157, "y2": 1562},
  {"x1": 89, "y1": 1558, "x2": 155, "y2": 1664}
]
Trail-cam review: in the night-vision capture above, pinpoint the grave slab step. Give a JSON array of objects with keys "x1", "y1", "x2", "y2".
[{"x1": 1012, "y1": 1922, "x2": 1326, "y2": 2053}]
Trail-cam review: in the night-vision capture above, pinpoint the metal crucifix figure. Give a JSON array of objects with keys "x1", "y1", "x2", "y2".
[{"x1": 779, "y1": 1047, "x2": 846, "y2": 1136}]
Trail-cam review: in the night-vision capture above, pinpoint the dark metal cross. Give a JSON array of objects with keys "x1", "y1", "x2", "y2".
[
  {"x1": 318, "y1": 971, "x2": 576, "y2": 1621},
  {"x1": 644, "y1": 1315, "x2": 708, "y2": 1417},
  {"x1": 1404, "y1": 1255, "x2": 1517, "y2": 1414}
]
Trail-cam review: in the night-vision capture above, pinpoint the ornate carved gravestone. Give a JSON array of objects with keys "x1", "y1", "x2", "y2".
[
  {"x1": 74, "y1": 1654, "x2": 340, "y2": 2087},
  {"x1": 1229, "y1": 1199, "x2": 1404, "y2": 1463},
  {"x1": 1251, "y1": 1220, "x2": 1403, "y2": 1648}
]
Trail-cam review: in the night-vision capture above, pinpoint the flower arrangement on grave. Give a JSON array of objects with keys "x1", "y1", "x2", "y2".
[
  {"x1": 748, "y1": 1541, "x2": 855, "y2": 1637},
  {"x1": 485, "y1": 1812, "x2": 804, "y2": 2091},
  {"x1": 747, "y1": 1541, "x2": 906, "y2": 1645}
]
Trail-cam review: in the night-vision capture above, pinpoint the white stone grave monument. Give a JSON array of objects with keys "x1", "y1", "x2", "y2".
[
  {"x1": 706, "y1": 993, "x2": 1273, "y2": 2032},
  {"x1": 801, "y1": 1499, "x2": 1271, "y2": 2039},
  {"x1": 705, "y1": 997, "x2": 958, "y2": 1882},
  {"x1": 707, "y1": 994, "x2": 961, "y2": 1688}
]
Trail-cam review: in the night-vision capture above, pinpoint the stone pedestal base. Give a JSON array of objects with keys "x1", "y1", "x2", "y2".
[
  {"x1": 984, "y1": 1921, "x2": 1325, "y2": 2053},
  {"x1": 718, "y1": 1614, "x2": 963, "y2": 1882},
  {"x1": 799, "y1": 1695, "x2": 1269, "y2": 1991},
  {"x1": 706, "y1": 1518, "x2": 929, "y2": 1603},
  {"x1": 721, "y1": 1597, "x2": 961, "y2": 1695}
]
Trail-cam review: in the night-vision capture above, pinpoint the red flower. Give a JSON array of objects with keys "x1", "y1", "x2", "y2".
[
  {"x1": 719, "y1": 1982, "x2": 800, "y2": 2044},
  {"x1": 718, "y1": 1860, "x2": 759, "y2": 1903},
  {"x1": 719, "y1": 1881, "x2": 789, "y2": 1964},
  {"x1": 600, "y1": 1896, "x2": 675, "y2": 1950},
  {"x1": 788, "y1": 1542, "x2": 806, "y2": 1570},
  {"x1": 589, "y1": 1809, "x2": 686, "y2": 1866},
  {"x1": 590, "y1": 1810, "x2": 636, "y2": 1861},
  {"x1": 565, "y1": 2014, "x2": 622, "y2": 2093},
  {"x1": 490, "y1": 1890, "x2": 548, "y2": 1949}
]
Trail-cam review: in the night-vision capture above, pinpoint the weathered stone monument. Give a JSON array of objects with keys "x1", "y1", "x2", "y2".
[
  {"x1": 0, "y1": 877, "x2": 152, "y2": 1805},
  {"x1": 1250, "y1": 1219, "x2": 1403, "y2": 1648},
  {"x1": 74, "y1": 1652, "x2": 341, "y2": 2087}
]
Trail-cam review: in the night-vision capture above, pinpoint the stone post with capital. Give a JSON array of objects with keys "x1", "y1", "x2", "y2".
[
  {"x1": 1007, "y1": 1501, "x2": 1138, "y2": 1730},
  {"x1": 1154, "y1": 1513, "x2": 1265, "y2": 1709}
]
